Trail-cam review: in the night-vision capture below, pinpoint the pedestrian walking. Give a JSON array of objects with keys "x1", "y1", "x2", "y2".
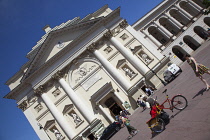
[
  {"x1": 137, "y1": 96, "x2": 146, "y2": 110},
  {"x1": 119, "y1": 116, "x2": 138, "y2": 138},
  {"x1": 185, "y1": 54, "x2": 210, "y2": 90}
]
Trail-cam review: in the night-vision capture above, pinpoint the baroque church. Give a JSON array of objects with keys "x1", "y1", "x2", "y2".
[{"x1": 4, "y1": 0, "x2": 209, "y2": 140}]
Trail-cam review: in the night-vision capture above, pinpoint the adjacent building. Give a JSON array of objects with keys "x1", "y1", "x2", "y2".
[{"x1": 4, "y1": 0, "x2": 209, "y2": 140}]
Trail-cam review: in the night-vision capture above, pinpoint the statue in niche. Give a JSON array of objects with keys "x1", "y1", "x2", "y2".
[
  {"x1": 71, "y1": 113, "x2": 82, "y2": 125},
  {"x1": 123, "y1": 67, "x2": 135, "y2": 78},
  {"x1": 53, "y1": 129, "x2": 63, "y2": 140},
  {"x1": 141, "y1": 53, "x2": 152, "y2": 64}
]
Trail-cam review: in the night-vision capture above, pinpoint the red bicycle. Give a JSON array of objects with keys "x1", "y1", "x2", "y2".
[
  {"x1": 158, "y1": 89, "x2": 188, "y2": 111},
  {"x1": 146, "y1": 89, "x2": 188, "y2": 133}
]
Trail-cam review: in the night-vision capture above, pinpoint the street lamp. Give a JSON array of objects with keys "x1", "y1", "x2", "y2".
[
  {"x1": 150, "y1": 69, "x2": 167, "y2": 86},
  {"x1": 37, "y1": 123, "x2": 51, "y2": 140},
  {"x1": 145, "y1": 58, "x2": 167, "y2": 86}
]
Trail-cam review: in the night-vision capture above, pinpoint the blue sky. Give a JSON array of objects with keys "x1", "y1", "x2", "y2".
[{"x1": 0, "y1": 0, "x2": 163, "y2": 139}]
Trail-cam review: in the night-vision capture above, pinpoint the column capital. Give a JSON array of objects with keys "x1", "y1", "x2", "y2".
[
  {"x1": 34, "y1": 85, "x2": 47, "y2": 96},
  {"x1": 119, "y1": 20, "x2": 128, "y2": 29},
  {"x1": 103, "y1": 30, "x2": 114, "y2": 39},
  {"x1": 87, "y1": 42, "x2": 98, "y2": 51},
  {"x1": 17, "y1": 100, "x2": 29, "y2": 111},
  {"x1": 52, "y1": 70, "x2": 65, "y2": 80}
]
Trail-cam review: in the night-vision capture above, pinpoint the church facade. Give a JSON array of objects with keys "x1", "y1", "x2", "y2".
[{"x1": 4, "y1": 0, "x2": 209, "y2": 140}]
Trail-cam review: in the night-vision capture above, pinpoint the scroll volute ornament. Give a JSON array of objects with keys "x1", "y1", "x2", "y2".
[
  {"x1": 52, "y1": 70, "x2": 65, "y2": 80},
  {"x1": 87, "y1": 42, "x2": 97, "y2": 51},
  {"x1": 103, "y1": 30, "x2": 114, "y2": 39},
  {"x1": 18, "y1": 100, "x2": 29, "y2": 111},
  {"x1": 119, "y1": 20, "x2": 128, "y2": 29},
  {"x1": 34, "y1": 85, "x2": 47, "y2": 96}
]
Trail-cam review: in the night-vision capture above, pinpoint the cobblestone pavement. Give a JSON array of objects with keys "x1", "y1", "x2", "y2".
[{"x1": 110, "y1": 39, "x2": 210, "y2": 140}]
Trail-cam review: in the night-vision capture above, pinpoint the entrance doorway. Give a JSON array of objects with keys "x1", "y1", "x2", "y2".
[{"x1": 104, "y1": 97, "x2": 123, "y2": 117}]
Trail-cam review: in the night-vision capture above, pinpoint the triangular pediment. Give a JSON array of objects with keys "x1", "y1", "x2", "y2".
[
  {"x1": 62, "y1": 104, "x2": 74, "y2": 115},
  {"x1": 44, "y1": 119, "x2": 55, "y2": 129},
  {"x1": 23, "y1": 18, "x2": 102, "y2": 79},
  {"x1": 116, "y1": 59, "x2": 126, "y2": 68}
]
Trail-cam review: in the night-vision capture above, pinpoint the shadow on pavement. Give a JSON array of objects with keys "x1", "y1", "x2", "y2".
[{"x1": 192, "y1": 88, "x2": 206, "y2": 99}]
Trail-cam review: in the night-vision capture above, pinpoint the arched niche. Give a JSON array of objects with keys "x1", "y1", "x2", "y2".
[
  {"x1": 194, "y1": 26, "x2": 209, "y2": 40},
  {"x1": 169, "y1": 9, "x2": 190, "y2": 25},
  {"x1": 148, "y1": 26, "x2": 169, "y2": 45},
  {"x1": 204, "y1": 17, "x2": 210, "y2": 27},
  {"x1": 172, "y1": 45, "x2": 189, "y2": 61},
  {"x1": 183, "y1": 35, "x2": 201, "y2": 51},
  {"x1": 159, "y1": 17, "x2": 180, "y2": 35},
  {"x1": 179, "y1": 1, "x2": 199, "y2": 17}
]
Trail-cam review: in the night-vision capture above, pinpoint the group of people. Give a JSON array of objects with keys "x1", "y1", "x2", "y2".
[
  {"x1": 115, "y1": 110, "x2": 139, "y2": 138},
  {"x1": 136, "y1": 84, "x2": 156, "y2": 111}
]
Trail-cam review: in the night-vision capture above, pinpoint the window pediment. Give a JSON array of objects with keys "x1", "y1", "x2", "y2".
[
  {"x1": 44, "y1": 120, "x2": 55, "y2": 129},
  {"x1": 62, "y1": 104, "x2": 74, "y2": 115},
  {"x1": 116, "y1": 59, "x2": 126, "y2": 68}
]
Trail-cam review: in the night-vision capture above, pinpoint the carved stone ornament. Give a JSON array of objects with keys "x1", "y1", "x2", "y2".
[
  {"x1": 103, "y1": 30, "x2": 114, "y2": 39},
  {"x1": 119, "y1": 20, "x2": 128, "y2": 29},
  {"x1": 34, "y1": 85, "x2": 47, "y2": 95},
  {"x1": 18, "y1": 100, "x2": 29, "y2": 111},
  {"x1": 28, "y1": 96, "x2": 38, "y2": 105},
  {"x1": 52, "y1": 70, "x2": 65, "y2": 80},
  {"x1": 87, "y1": 42, "x2": 97, "y2": 51},
  {"x1": 113, "y1": 26, "x2": 121, "y2": 36}
]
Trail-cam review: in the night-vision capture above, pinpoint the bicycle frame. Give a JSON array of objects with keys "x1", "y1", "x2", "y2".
[
  {"x1": 157, "y1": 89, "x2": 184, "y2": 112},
  {"x1": 158, "y1": 95, "x2": 174, "y2": 112}
]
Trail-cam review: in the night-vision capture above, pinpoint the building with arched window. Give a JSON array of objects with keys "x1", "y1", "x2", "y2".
[
  {"x1": 133, "y1": 0, "x2": 209, "y2": 65},
  {"x1": 4, "y1": 0, "x2": 209, "y2": 140}
]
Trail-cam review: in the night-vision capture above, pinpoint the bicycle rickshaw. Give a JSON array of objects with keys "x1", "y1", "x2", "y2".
[{"x1": 146, "y1": 89, "x2": 188, "y2": 133}]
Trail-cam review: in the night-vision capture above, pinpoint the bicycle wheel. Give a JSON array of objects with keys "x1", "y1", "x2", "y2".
[
  {"x1": 171, "y1": 95, "x2": 188, "y2": 110},
  {"x1": 150, "y1": 118, "x2": 165, "y2": 133}
]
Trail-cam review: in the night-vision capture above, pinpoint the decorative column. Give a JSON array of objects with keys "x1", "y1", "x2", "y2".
[
  {"x1": 98, "y1": 105, "x2": 115, "y2": 123},
  {"x1": 88, "y1": 43, "x2": 131, "y2": 91},
  {"x1": 53, "y1": 71, "x2": 95, "y2": 124},
  {"x1": 35, "y1": 85, "x2": 75, "y2": 140},
  {"x1": 104, "y1": 30, "x2": 149, "y2": 75}
]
